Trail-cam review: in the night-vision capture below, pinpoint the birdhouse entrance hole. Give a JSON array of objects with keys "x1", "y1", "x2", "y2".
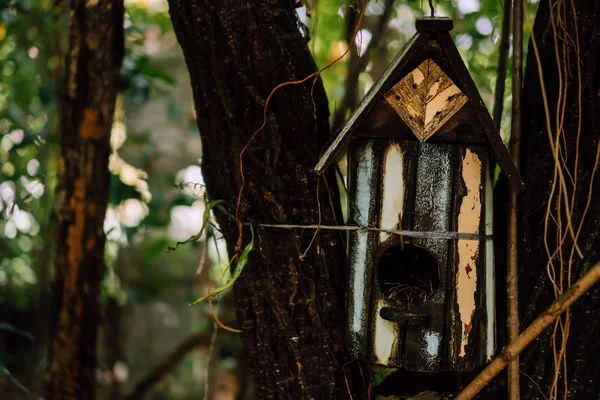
[{"x1": 378, "y1": 244, "x2": 440, "y2": 309}]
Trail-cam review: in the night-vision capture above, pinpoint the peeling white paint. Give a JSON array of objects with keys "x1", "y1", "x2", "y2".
[
  {"x1": 354, "y1": 142, "x2": 375, "y2": 226},
  {"x1": 425, "y1": 331, "x2": 441, "y2": 358},
  {"x1": 349, "y1": 232, "x2": 370, "y2": 341},
  {"x1": 373, "y1": 302, "x2": 398, "y2": 365},
  {"x1": 456, "y1": 149, "x2": 482, "y2": 357},
  {"x1": 347, "y1": 142, "x2": 376, "y2": 357},
  {"x1": 412, "y1": 68, "x2": 425, "y2": 85},
  {"x1": 484, "y1": 169, "x2": 495, "y2": 360},
  {"x1": 424, "y1": 85, "x2": 463, "y2": 126},
  {"x1": 379, "y1": 144, "x2": 405, "y2": 242}
]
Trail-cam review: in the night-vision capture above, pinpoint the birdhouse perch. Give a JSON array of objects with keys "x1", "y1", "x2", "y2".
[{"x1": 315, "y1": 17, "x2": 523, "y2": 372}]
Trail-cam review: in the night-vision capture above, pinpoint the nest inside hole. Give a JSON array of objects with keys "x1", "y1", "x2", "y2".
[
  {"x1": 383, "y1": 273, "x2": 435, "y2": 309},
  {"x1": 378, "y1": 243, "x2": 440, "y2": 309}
]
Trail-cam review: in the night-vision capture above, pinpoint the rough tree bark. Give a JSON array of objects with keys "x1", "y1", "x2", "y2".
[
  {"x1": 46, "y1": 0, "x2": 123, "y2": 398},
  {"x1": 516, "y1": 1, "x2": 600, "y2": 399},
  {"x1": 169, "y1": 0, "x2": 600, "y2": 399},
  {"x1": 168, "y1": 1, "x2": 354, "y2": 399}
]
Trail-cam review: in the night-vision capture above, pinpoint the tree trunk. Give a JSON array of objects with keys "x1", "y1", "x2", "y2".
[
  {"x1": 46, "y1": 0, "x2": 123, "y2": 398},
  {"x1": 517, "y1": 0, "x2": 600, "y2": 399},
  {"x1": 169, "y1": 0, "x2": 600, "y2": 399},
  {"x1": 167, "y1": 1, "x2": 354, "y2": 398}
]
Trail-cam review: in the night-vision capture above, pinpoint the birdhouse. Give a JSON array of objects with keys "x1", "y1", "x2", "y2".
[{"x1": 315, "y1": 17, "x2": 523, "y2": 372}]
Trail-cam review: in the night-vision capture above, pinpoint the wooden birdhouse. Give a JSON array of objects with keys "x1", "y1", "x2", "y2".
[{"x1": 315, "y1": 17, "x2": 524, "y2": 372}]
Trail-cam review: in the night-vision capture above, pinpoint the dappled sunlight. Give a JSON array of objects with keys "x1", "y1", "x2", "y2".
[
  {"x1": 168, "y1": 201, "x2": 206, "y2": 243},
  {"x1": 5, "y1": 1, "x2": 584, "y2": 400}
]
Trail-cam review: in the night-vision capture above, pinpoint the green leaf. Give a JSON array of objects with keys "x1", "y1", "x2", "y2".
[
  {"x1": 167, "y1": 200, "x2": 226, "y2": 252},
  {"x1": 139, "y1": 61, "x2": 177, "y2": 86},
  {"x1": 190, "y1": 225, "x2": 254, "y2": 306},
  {"x1": 1, "y1": 366, "x2": 32, "y2": 395},
  {"x1": 0, "y1": 323, "x2": 34, "y2": 341}
]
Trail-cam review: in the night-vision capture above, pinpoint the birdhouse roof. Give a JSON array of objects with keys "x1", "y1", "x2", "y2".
[{"x1": 315, "y1": 17, "x2": 524, "y2": 192}]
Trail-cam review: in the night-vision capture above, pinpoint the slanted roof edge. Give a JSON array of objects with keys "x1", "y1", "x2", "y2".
[
  {"x1": 314, "y1": 32, "x2": 427, "y2": 173},
  {"x1": 436, "y1": 32, "x2": 525, "y2": 192},
  {"x1": 314, "y1": 30, "x2": 525, "y2": 193}
]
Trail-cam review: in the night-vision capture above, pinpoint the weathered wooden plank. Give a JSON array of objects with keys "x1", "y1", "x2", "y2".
[
  {"x1": 378, "y1": 142, "x2": 406, "y2": 243},
  {"x1": 413, "y1": 143, "x2": 453, "y2": 263},
  {"x1": 369, "y1": 140, "x2": 402, "y2": 366},
  {"x1": 356, "y1": 99, "x2": 488, "y2": 145},
  {"x1": 408, "y1": 143, "x2": 453, "y2": 370},
  {"x1": 384, "y1": 59, "x2": 468, "y2": 142},
  {"x1": 456, "y1": 148, "x2": 482, "y2": 359},
  {"x1": 416, "y1": 17, "x2": 454, "y2": 33},
  {"x1": 347, "y1": 140, "x2": 380, "y2": 360},
  {"x1": 468, "y1": 147, "x2": 491, "y2": 369},
  {"x1": 483, "y1": 161, "x2": 495, "y2": 362},
  {"x1": 444, "y1": 145, "x2": 495, "y2": 371}
]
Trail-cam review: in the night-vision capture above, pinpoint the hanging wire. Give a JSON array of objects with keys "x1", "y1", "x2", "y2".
[
  {"x1": 428, "y1": 0, "x2": 435, "y2": 17},
  {"x1": 213, "y1": 204, "x2": 493, "y2": 241}
]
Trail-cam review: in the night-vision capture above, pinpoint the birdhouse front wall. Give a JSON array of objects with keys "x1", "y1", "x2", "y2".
[{"x1": 346, "y1": 138, "x2": 495, "y2": 372}]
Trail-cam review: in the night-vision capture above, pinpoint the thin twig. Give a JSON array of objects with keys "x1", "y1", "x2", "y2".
[
  {"x1": 301, "y1": 177, "x2": 321, "y2": 259},
  {"x1": 492, "y1": 0, "x2": 512, "y2": 128},
  {"x1": 507, "y1": 0, "x2": 523, "y2": 398},
  {"x1": 208, "y1": 293, "x2": 241, "y2": 333},
  {"x1": 203, "y1": 318, "x2": 219, "y2": 400},
  {"x1": 333, "y1": 0, "x2": 394, "y2": 129},
  {"x1": 455, "y1": 261, "x2": 600, "y2": 400}
]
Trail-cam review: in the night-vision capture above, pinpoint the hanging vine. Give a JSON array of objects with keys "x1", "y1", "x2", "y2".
[{"x1": 527, "y1": 0, "x2": 599, "y2": 398}]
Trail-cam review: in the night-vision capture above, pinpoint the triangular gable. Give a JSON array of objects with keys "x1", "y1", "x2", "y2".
[
  {"x1": 313, "y1": 33, "x2": 429, "y2": 173},
  {"x1": 315, "y1": 18, "x2": 524, "y2": 192}
]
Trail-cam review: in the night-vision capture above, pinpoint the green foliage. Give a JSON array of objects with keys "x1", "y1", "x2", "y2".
[
  {"x1": 167, "y1": 199, "x2": 226, "y2": 252},
  {"x1": 0, "y1": 0, "x2": 65, "y2": 309},
  {"x1": 0, "y1": 322, "x2": 34, "y2": 341},
  {"x1": 190, "y1": 226, "x2": 254, "y2": 306},
  {"x1": 306, "y1": 0, "x2": 538, "y2": 135},
  {"x1": 1, "y1": 365, "x2": 31, "y2": 396},
  {"x1": 308, "y1": 0, "x2": 349, "y2": 112}
]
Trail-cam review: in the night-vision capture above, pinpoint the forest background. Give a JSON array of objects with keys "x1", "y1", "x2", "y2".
[{"x1": 1, "y1": 0, "x2": 597, "y2": 399}]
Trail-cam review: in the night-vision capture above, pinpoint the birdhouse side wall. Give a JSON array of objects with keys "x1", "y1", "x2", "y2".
[{"x1": 345, "y1": 138, "x2": 495, "y2": 372}]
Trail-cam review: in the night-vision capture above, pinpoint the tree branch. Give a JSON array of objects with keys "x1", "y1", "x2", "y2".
[
  {"x1": 456, "y1": 261, "x2": 600, "y2": 400},
  {"x1": 507, "y1": 0, "x2": 524, "y2": 398},
  {"x1": 122, "y1": 333, "x2": 211, "y2": 400},
  {"x1": 333, "y1": 0, "x2": 395, "y2": 130},
  {"x1": 492, "y1": 0, "x2": 512, "y2": 128}
]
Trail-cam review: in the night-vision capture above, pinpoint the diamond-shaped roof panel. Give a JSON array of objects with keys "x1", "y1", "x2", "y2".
[{"x1": 384, "y1": 59, "x2": 468, "y2": 142}]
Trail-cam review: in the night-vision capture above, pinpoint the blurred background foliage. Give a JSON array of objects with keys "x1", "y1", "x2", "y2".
[{"x1": 0, "y1": 0, "x2": 538, "y2": 398}]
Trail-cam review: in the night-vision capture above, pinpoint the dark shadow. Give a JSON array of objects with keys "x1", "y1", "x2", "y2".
[{"x1": 378, "y1": 243, "x2": 440, "y2": 309}]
